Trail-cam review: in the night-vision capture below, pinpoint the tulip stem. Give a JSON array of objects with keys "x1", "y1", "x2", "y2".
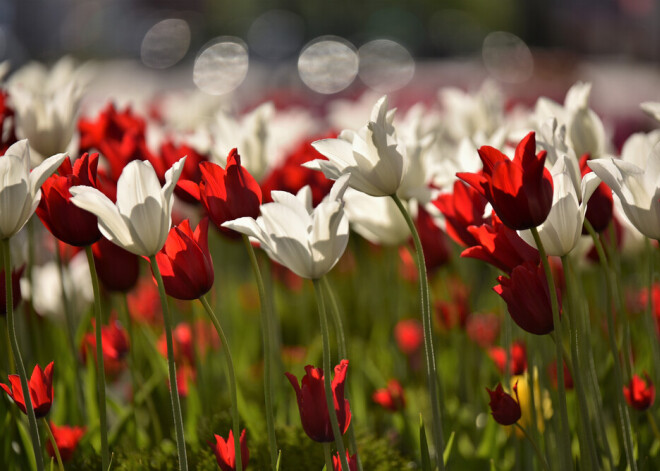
[
  {"x1": 644, "y1": 238, "x2": 660, "y2": 389},
  {"x1": 322, "y1": 277, "x2": 363, "y2": 471},
  {"x1": 648, "y1": 411, "x2": 660, "y2": 445},
  {"x1": 313, "y1": 278, "x2": 351, "y2": 471},
  {"x1": 43, "y1": 418, "x2": 64, "y2": 471},
  {"x1": 584, "y1": 220, "x2": 638, "y2": 471},
  {"x1": 323, "y1": 442, "x2": 334, "y2": 471},
  {"x1": 391, "y1": 193, "x2": 445, "y2": 471},
  {"x1": 242, "y1": 234, "x2": 278, "y2": 470},
  {"x1": 84, "y1": 246, "x2": 110, "y2": 470},
  {"x1": 2, "y1": 238, "x2": 44, "y2": 471},
  {"x1": 199, "y1": 295, "x2": 242, "y2": 471},
  {"x1": 514, "y1": 423, "x2": 550, "y2": 471},
  {"x1": 149, "y1": 255, "x2": 188, "y2": 471},
  {"x1": 529, "y1": 227, "x2": 572, "y2": 470}
]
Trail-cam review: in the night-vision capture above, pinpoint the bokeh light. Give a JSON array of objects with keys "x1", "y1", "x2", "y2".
[
  {"x1": 140, "y1": 19, "x2": 191, "y2": 69},
  {"x1": 193, "y1": 37, "x2": 249, "y2": 95},
  {"x1": 297, "y1": 36, "x2": 359, "y2": 94},
  {"x1": 358, "y1": 39, "x2": 415, "y2": 93},
  {"x1": 482, "y1": 31, "x2": 534, "y2": 84}
]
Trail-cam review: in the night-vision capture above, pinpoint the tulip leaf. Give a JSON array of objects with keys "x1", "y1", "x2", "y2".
[
  {"x1": 276, "y1": 450, "x2": 282, "y2": 471},
  {"x1": 15, "y1": 419, "x2": 36, "y2": 471},
  {"x1": 419, "y1": 414, "x2": 432, "y2": 471},
  {"x1": 443, "y1": 431, "x2": 456, "y2": 466}
]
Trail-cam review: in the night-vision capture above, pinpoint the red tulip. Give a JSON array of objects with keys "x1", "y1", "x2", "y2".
[
  {"x1": 158, "y1": 322, "x2": 195, "y2": 365},
  {"x1": 127, "y1": 277, "x2": 161, "y2": 325},
  {"x1": 415, "y1": 206, "x2": 450, "y2": 274},
  {"x1": 36, "y1": 153, "x2": 102, "y2": 246},
  {"x1": 208, "y1": 429, "x2": 249, "y2": 471},
  {"x1": 579, "y1": 154, "x2": 613, "y2": 233},
  {"x1": 81, "y1": 314, "x2": 129, "y2": 378},
  {"x1": 432, "y1": 180, "x2": 490, "y2": 247},
  {"x1": 465, "y1": 313, "x2": 500, "y2": 348},
  {"x1": 489, "y1": 340, "x2": 527, "y2": 375},
  {"x1": 458, "y1": 132, "x2": 553, "y2": 230},
  {"x1": 178, "y1": 149, "x2": 262, "y2": 238},
  {"x1": 285, "y1": 360, "x2": 351, "y2": 443},
  {"x1": 372, "y1": 379, "x2": 406, "y2": 412},
  {"x1": 487, "y1": 382, "x2": 521, "y2": 425},
  {"x1": 0, "y1": 90, "x2": 18, "y2": 154},
  {"x1": 154, "y1": 218, "x2": 214, "y2": 300},
  {"x1": 435, "y1": 279, "x2": 470, "y2": 330},
  {"x1": 153, "y1": 140, "x2": 210, "y2": 204},
  {"x1": 461, "y1": 213, "x2": 539, "y2": 274},
  {"x1": 494, "y1": 261, "x2": 560, "y2": 335},
  {"x1": 46, "y1": 422, "x2": 85, "y2": 462},
  {"x1": 624, "y1": 373, "x2": 655, "y2": 411},
  {"x1": 0, "y1": 265, "x2": 24, "y2": 315},
  {"x1": 394, "y1": 319, "x2": 423, "y2": 356},
  {"x1": 333, "y1": 450, "x2": 359, "y2": 471},
  {"x1": 92, "y1": 237, "x2": 140, "y2": 292},
  {"x1": 1, "y1": 362, "x2": 54, "y2": 418},
  {"x1": 549, "y1": 360, "x2": 574, "y2": 390}
]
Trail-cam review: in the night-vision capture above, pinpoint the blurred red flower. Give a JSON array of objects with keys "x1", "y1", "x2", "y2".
[
  {"x1": 81, "y1": 314, "x2": 130, "y2": 379},
  {"x1": 489, "y1": 340, "x2": 527, "y2": 376},
  {"x1": 579, "y1": 154, "x2": 613, "y2": 233},
  {"x1": 394, "y1": 319, "x2": 423, "y2": 355},
  {"x1": 333, "y1": 450, "x2": 359, "y2": 471},
  {"x1": 47, "y1": 422, "x2": 85, "y2": 462},
  {"x1": 209, "y1": 429, "x2": 249, "y2": 471},
  {"x1": 372, "y1": 379, "x2": 406, "y2": 412},
  {"x1": 624, "y1": 373, "x2": 655, "y2": 411}
]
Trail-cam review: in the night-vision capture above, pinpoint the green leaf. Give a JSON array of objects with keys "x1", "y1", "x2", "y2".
[
  {"x1": 443, "y1": 431, "x2": 455, "y2": 466},
  {"x1": 419, "y1": 414, "x2": 432, "y2": 471}
]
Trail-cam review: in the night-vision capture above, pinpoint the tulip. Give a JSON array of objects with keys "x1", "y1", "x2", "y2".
[
  {"x1": 394, "y1": 319, "x2": 423, "y2": 356},
  {"x1": 433, "y1": 180, "x2": 491, "y2": 247},
  {"x1": 415, "y1": 206, "x2": 450, "y2": 274},
  {"x1": 285, "y1": 360, "x2": 351, "y2": 442},
  {"x1": 208, "y1": 430, "x2": 250, "y2": 471},
  {"x1": 0, "y1": 90, "x2": 18, "y2": 153},
  {"x1": 154, "y1": 218, "x2": 214, "y2": 300},
  {"x1": 0, "y1": 140, "x2": 66, "y2": 239},
  {"x1": 588, "y1": 148, "x2": 660, "y2": 240},
  {"x1": 494, "y1": 261, "x2": 560, "y2": 335},
  {"x1": 486, "y1": 382, "x2": 521, "y2": 426},
  {"x1": 333, "y1": 451, "x2": 359, "y2": 471},
  {"x1": 457, "y1": 132, "x2": 554, "y2": 231},
  {"x1": 0, "y1": 265, "x2": 23, "y2": 315},
  {"x1": 465, "y1": 313, "x2": 501, "y2": 349},
  {"x1": 155, "y1": 140, "x2": 209, "y2": 204},
  {"x1": 223, "y1": 175, "x2": 350, "y2": 280},
  {"x1": 46, "y1": 423, "x2": 85, "y2": 462},
  {"x1": 36, "y1": 153, "x2": 102, "y2": 246},
  {"x1": 489, "y1": 340, "x2": 527, "y2": 376},
  {"x1": 92, "y1": 237, "x2": 140, "y2": 292},
  {"x1": 548, "y1": 360, "x2": 574, "y2": 390},
  {"x1": 342, "y1": 187, "x2": 409, "y2": 246},
  {"x1": 0, "y1": 362, "x2": 54, "y2": 418},
  {"x1": 372, "y1": 379, "x2": 406, "y2": 412},
  {"x1": 579, "y1": 154, "x2": 613, "y2": 233},
  {"x1": 624, "y1": 373, "x2": 655, "y2": 411},
  {"x1": 80, "y1": 315, "x2": 130, "y2": 379},
  {"x1": 69, "y1": 157, "x2": 185, "y2": 256}
]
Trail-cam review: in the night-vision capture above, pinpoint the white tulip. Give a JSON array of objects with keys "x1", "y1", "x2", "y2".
[
  {"x1": 222, "y1": 175, "x2": 351, "y2": 280},
  {"x1": 343, "y1": 188, "x2": 410, "y2": 246},
  {"x1": 588, "y1": 147, "x2": 660, "y2": 240},
  {"x1": 0, "y1": 140, "x2": 66, "y2": 239},
  {"x1": 69, "y1": 158, "x2": 185, "y2": 256},
  {"x1": 520, "y1": 154, "x2": 600, "y2": 256}
]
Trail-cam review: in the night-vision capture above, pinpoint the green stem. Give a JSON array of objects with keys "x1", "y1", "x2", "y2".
[
  {"x1": 42, "y1": 418, "x2": 64, "y2": 471},
  {"x1": 149, "y1": 255, "x2": 188, "y2": 471},
  {"x1": 2, "y1": 238, "x2": 44, "y2": 471},
  {"x1": 322, "y1": 277, "x2": 363, "y2": 471},
  {"x1": 583, "y1": 220, "x2": 637, "y2": 471},
  {"x1": 391, "y1": 194, "x2": 445, "y2": 470},
  {"x1": 644, "y1": 238, "x2": 660, "y2": 386},
  {"x1": 529, "y1": 227, "x2": 572, "y2": 470},
  {"x1": 241, "y1": 235, "x2": 278, "y2": 470},
  {"x1": 323, "y1": 442, "x2": 334, "y2": 471},
  {"x1": 118, "y1": 293, "x2": 139, "y2": 445},
  {"x1": 648, "y1": 411, "x2": 660, "y2": 446},
  {"x1": 514, "y1": 423, "x2": 550, "y2": 471},
  {"x1": 84, "y1": 246, "x2": 110, "y2": 470},
  {"x1": 199, "y1": 296, "x2": 242, "y2": 471},
  {"x1": 313, "y1": 278, "x2": 350, "y2": 471}
]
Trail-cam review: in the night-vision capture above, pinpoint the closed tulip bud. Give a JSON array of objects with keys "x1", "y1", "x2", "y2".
[
  {"x1": 208, "y1": 429, "x2": 249, "y2": 471},
  {"x1": 487, "y1": 382, "x2": 521, "y2": 426}
]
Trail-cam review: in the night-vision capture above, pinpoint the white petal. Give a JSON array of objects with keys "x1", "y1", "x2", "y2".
[{"x1": 28, "y1": 152, "x2": 67, "y2": 197}]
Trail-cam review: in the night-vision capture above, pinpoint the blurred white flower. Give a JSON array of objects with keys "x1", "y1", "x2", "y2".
[
  {"x1": 619, "y1": 130, "x2": 660, "y2": 169},
  {"x1": 0, "y1": 140, "x2": 66, "y2": 239},
  {"x1": 69, "y1": 158, "x2": 185, "y2": 256},
  {"x1": 223, "y1": 175, "x2": 351, "y2": 280},
  {"x1": 343, "y1": 188, "x2": 410, "y2": 246},
  {"x1": 641, "y1": 102, "x2": 660, "y2": 124}
]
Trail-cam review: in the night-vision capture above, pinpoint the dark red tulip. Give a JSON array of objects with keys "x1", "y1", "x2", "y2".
[
  {"x1": 624, "y1": 373, "x2": 655, "y2": 411},
  {"x1": 489, "y1": 340, "x2": 527, "y2": 376},
  {"x1": 154, "y1": 218, "x2": 214, "y2": 300},
  {"x1": 37, "y1": 153, "x2": 103, "y2": 246},
  {"x1": 333, "y1": 451, "x2": 359, "y2": 471},
  {"x1": 372, "y1": 379, "x2": 406, "y2": 412},
  {"x1": 47, "y1": 422, "x2": 85, "y2": 462},
  {"x1": 494, "y1": 261, "x2": 560, "y2": 335},
  {"x1": 432, "y1": 180, "x2": 490, "y2": 247},
  {"x1": 285, "y1": 360, "x2": 351, "y2": 443},
  {"x1": 549, "y1": 360, "x2": 574, "y2": 390},
  {"x1": 0, "y1": 90, "x2": 18, "y2": 153},
  {"x1": 415, "y1": 206, "x2": 450, "y2": 274},
  {"x1": 1, "y1": 362, "x2": 54, "y2": 418},
  {"x1": 579, "y1": 154, "x2": 613, "y2": 233},
  {"x1": 0, "y1": 265, "x2": 24, "y2": 315},
  {"x1": 462, "y1": 213, "x2": 539, "y2": 274},
  {"x1": 487, "y1": 382, "x2": 521, "y2": 426},
  {"x1": 458, "y1": 132, "x2": 554, "y2": 230},
  {"x1": 209, "y1": 429, "x2": 249, "y2": 471},
  {"x1": 92, "y1": 236, "x2": 140, "y2": 292}
]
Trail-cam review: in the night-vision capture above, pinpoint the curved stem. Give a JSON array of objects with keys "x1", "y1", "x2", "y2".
[
  {"x1": 391, "y1": 194, "x2": 445, "y2": 470},
  {"x1": 149, "y1": 255, "x2": 188, "y2": 471},
  {"x1": 199, "y1": 295, "x2": 242, "y2": 471},
  {"x1": 84, "y1": 245, "x2": 110, "y2": 470},
  {"x1": 2, "y1": 238, "x2": 44, "y2": 471},
  {"x1": 529, "y1": 228, "x2": 572, "y2": 470},
  {"x1": 313, "y1": 278, "x2": 350, "y2": 471},
  {"x1": 514, "y1": 423, "x2": 550, "y2": 471},
  {"x1": 42, "y1": 418, "x2": 64, "y2": 471},
  {"x1": 241, "y1": 235, "x2": 278, "y2": 470},
  {"x1": 584, "y1": 220, "x2": 637, "y2": 471}
]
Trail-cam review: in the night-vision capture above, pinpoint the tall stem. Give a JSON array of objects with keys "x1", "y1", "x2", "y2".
[
  {"x1": 584, "y1": 220, "x2": 637, "y2": 471},
  {"x1": 391, "y1": 194, "x2": 445, "y2": 470},
  {"x1": 42, "y1": 418, "x2": 64, "y2": 471},
  {"x1": 644, "y1": 238, "x2": 660, "y2": 386},
  {"x1": 313, "y1": 278, "x2": 350, "y2": 471},
  {"x1": 2, "y1": 238, "x2": 44, "y2": 471},
  {"x1": 514, "y1": 423, "x2": 550, "y2": 471},
  {"x1": 149, "y1": 255, "x2": 188, "y2": 471},
  {"x1": 241, "y1": 235, "x2": 278, "y2": 469},
  {"x1": 84, "y1": 245, "x2": 110, "y2": 470},
  {"x1": 323, "y1": 443, "x2": 334, "y2": 471},
  {"x1": 529, "y1": 228, "x2": 572, "y2": 470},
  {"x1": 199, "y1": 296, "x2": 242, "y2": 471}
]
